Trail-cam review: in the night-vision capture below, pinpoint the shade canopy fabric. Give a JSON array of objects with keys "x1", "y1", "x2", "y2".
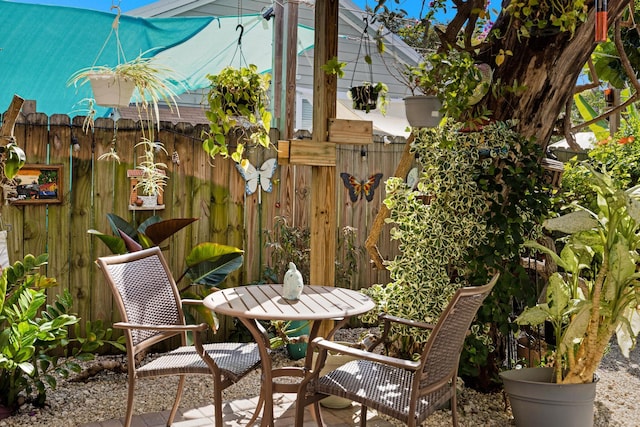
[{"x1": 0, "y1": 1, "x2": 314, "y2": 118}]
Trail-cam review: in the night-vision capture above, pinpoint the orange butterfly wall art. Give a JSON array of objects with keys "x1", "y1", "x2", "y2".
[{"x1": 340, "y1": 172, "x2": 384, "y2": 202}]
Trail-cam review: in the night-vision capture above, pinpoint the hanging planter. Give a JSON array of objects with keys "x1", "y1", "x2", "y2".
[
  {"x1": 403, "y1": 95, "x2": 442, "y2": 128},
  {"x1": 87, "y1": 73, "x2": 136, "y2": 108},
  {"x1": 350, "y1": 85, "x2": 378, "y2": 111},
  {"x1": 204, "y1": 64, "x2": 272, "y2": 163},
  {"x1": 347, "y1": 18, "x2": 388, "y2": 115},
  {"x1": 349, "y1": 82, "x2": 388, "y2": 113}
]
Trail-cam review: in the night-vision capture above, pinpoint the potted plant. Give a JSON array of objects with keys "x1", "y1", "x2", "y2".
[
  {"x1": 400, "y1": 49, "x2": 492, "y2": 128},
  {"x1": 203, "y1": 64, "x2": 273, "y2": 164},
  {"x1": 501, "y1": 166, "x2": 640, "y2": 427},
  {"x1": 69, "y1": 51, "x2": 181, "y2": 201},
  {"x1": 348, "y1": 81, "x2": 388, "y2": 114},
  {"x1": 67, "y1": 51, "x2": 179, "y2": 112}
]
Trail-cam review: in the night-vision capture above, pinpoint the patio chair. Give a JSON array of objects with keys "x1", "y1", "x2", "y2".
[
  {"x1": 295, "y1": 273, "x2": 499, "y2": 427},
  {"x1": 95, "y1": 247, "x2": 262, "y2": 427}
]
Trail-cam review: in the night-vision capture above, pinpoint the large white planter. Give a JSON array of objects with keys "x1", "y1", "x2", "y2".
[
  {"x1": 403, "y1": 95, "x2": 442, "y2": 128},
  {"x1": 312, "y1": 342, "x2": 359, "y2": 409},
  {"x1": 88, "y1": 73, "x2": 135, "y2": 108}
]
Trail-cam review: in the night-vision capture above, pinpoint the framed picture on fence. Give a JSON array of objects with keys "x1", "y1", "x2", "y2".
[{"x1": 7, "y1": 164, "x2": 63, "y2": 205}]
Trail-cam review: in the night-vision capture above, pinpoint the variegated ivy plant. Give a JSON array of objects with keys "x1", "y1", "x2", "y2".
[
  {"x1": 517, "y1": 166, "x2": 640, "y2": 384},
  {"x1": 362, "y1": 122, "x2": 510, "y2": 358},
  {"x1": 362, "y1": 121, "x2": 549, "y2": 370}
]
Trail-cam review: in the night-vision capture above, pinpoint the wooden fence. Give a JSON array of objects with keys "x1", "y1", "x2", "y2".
[{"x1": 0, "y1": 112, "x2": 408, "y2": 338}]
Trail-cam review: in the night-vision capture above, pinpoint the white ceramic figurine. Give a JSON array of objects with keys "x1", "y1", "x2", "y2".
[{"x1": 282, "y1": 262, "x2": 304, "y2": 300}]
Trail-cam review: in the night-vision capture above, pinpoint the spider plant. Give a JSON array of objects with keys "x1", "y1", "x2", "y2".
[
  {"x1": 67, "y1": 50, "x2": 181, "y2": 132},
  {"x1": 134, "y1": 138, "x2": 168, "y2": 198}
]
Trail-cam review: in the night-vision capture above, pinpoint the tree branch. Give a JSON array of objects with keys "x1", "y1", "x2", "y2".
[{"x1": 614, "y1": 17, "x2": 640, "y2": 93}]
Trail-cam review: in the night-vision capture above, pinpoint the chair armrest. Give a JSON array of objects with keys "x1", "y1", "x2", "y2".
[
  {"x1": 181, "y1": 299, "x2": 203, "y2": 306},
  {"x1": 313, "y1": 338, "x2": 420, "y2": 371},
  {"x1": 379, "y1": 313, "x2": 435, "y2": 331},
  {"x1": 113, "y1": 322, "x2": 209, "y2": 332}
]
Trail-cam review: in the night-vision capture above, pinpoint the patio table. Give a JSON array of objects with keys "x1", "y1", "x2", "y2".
[{"x1": 203, "y1": 284, "x2": 375, "y2": 426}]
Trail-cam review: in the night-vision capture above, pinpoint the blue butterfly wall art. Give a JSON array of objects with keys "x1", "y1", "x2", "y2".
[
  {"x1": 340, "y1": 172, "x2": 383, "y2": 203},
  {"x1": 236, "y1": 158, "x2": 278, "y2": 203}
]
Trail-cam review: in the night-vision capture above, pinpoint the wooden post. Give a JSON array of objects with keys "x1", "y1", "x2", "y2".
[
  {"x1": 311, "y1": 0, "x2": 339, "y2": 336},
  {"x1": 0, "y1": 95, "x2": 25, "y2": 140}
]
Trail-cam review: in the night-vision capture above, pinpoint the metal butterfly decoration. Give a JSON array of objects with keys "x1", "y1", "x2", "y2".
[
  {"x1": 236, "y1": 158, "x2": 278, "y2": 202},
  {"x1": 340, "y1": 172, "x2": 383, "y2": 203}
]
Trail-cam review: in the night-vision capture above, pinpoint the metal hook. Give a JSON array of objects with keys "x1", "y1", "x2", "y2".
[
  {"x1": 236, "y1": 24, "x2": 244, "y2": 45},
  {"x1": 363, "y1": 17, "x2": 369, "y2": 34}
]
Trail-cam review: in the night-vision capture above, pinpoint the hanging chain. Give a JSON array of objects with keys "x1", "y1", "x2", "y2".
[{"x1": 350, "y1": 17, "x2": 374, "y2": 88}]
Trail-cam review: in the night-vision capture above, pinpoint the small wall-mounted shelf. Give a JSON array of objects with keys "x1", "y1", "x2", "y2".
[{"x1": 127, "y1": 169, "x2": 165, "y2": 211}]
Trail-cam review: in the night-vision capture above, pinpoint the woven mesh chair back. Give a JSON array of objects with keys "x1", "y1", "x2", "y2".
[
  {"x1": 418, "y1": 275, "x2": 498, "y2": 389},
  {"x1": 98, "y1": 247, "x2": 182, "y2": 347}
]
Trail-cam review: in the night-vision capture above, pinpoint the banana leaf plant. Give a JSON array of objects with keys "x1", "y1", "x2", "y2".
[{"x1": 88, "y1": 213, "x2": 244, "y2": 329}]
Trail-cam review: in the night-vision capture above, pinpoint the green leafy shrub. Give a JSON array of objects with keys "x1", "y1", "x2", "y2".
[
  {"x1": 362, "y1": 121, "x2": 550, "y2": 388},
  {"x1": 560, "y1": 115, "x2": 640, "y2": 211},
  {"x1": 0, "y1": 254, "x2": 124, "y2": 410}
]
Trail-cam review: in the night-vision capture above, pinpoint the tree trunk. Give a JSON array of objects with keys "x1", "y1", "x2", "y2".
[{"x1": 480, "y1": 1, "x2": 630, "y2": 147}]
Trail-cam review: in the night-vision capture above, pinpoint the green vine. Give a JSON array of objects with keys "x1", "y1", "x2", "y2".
[
  {"x1": 362, "y1": 121, "x2": 550, "y2": 387},
  {"x1": 203, "y1": 65, "x2": 273, "y2": 164}
]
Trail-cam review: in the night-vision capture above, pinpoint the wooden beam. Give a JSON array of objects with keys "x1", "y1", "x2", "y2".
[
  {"x1": 289, "y1": 140, "x2": 336, "y2": 166},
  {"x1": 328, "y1": 118, "x2": 373, "y2": 145},
  {"x1": 1, "y1": 95, "x2": 25, "y2": 140},
  {"x1": 365, "y1": 133, "x2": 415, "y2": 269}
]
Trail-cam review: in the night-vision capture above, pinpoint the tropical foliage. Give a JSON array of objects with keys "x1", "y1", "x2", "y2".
[
  {"x1": 517, "y1": 167, "x2": 640, "y2": 384},
  {"x1": 561, "y1": 110, "x2": 640, "y2": 211},
  {"x1": 88, "y1": 214, "x2": 244, "y2": 328},
  {"x1": 0, "y1": 254, "x2": 124, "y2": 409}
]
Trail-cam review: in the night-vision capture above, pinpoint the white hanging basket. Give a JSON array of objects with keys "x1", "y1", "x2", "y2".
[{"x1": 88, "y1": 73, "x2": 135, "y2": 108}]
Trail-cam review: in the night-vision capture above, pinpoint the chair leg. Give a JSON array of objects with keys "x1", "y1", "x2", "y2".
[
  {"x1": 451, "y1": 389, "x2": 459, "y2": 427},
  {"x1": 360, "y1": 405, "x2": 368, "y2": 427},
  {"x1": 167, "y1": 375, "x2": 186, "y2": 426},
  {"x1": 245, "y1": 392, "x2": 264, "y2": 427},
  {"x1": 213, "y1": 377, "x2": 224, "y2": 427},
  {"x1": 311, "y1": 401, "x2": 324, "y2": 427},
  {"x1": 124, "y1": 375, "x2": 136, "y2": 427}
]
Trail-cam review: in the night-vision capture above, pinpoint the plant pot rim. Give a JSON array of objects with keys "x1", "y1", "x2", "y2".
[
  {"x1": 500, "y1": 366, "x2": 600, "y2": 385},
  {"x1": 403, "y1": 95, "x2": 439, "y2": 100}
]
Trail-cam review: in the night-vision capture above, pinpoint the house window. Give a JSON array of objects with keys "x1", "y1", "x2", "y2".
[{"x1": 297, "y1": 98, "x2": 313, "y2": 132}]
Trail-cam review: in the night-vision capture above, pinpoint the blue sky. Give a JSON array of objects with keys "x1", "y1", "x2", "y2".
[{"x1": 9, "y1": 0, "x2": 428, "y2": 18}]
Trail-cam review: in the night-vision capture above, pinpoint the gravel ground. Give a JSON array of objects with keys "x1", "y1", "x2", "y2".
[{"x1": 1, "y1": 328, "x2": 638, "y2": 427}]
